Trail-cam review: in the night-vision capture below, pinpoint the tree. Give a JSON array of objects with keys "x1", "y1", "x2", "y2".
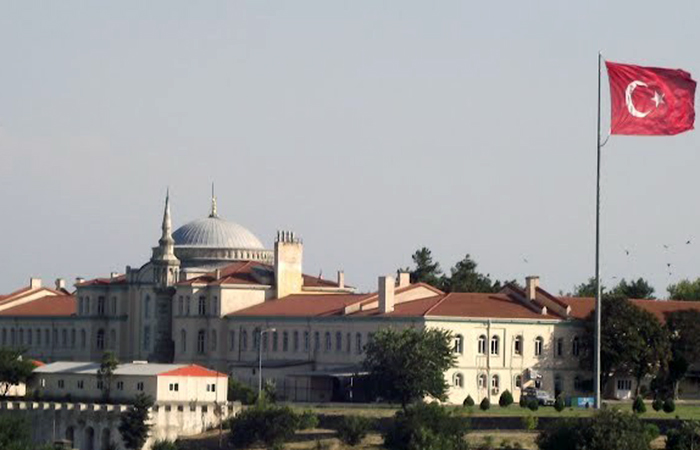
[
  {"x1": 611, "y1": 278, "x2": 655, "y2": 299},
  {"x1": 0, "y1": 348, "x2": 36, "y2": 397},
  {"x1": 499, "y1": 390, "x2": 513, "y2": 407},
  {"x1": 663, "y1": 310, "x2": 700, "y2": 398},
  {"x1": 666, "y1": 420, "x2": 700, "y2": 450},
  {"x1": 407, "y1": 248, "x2": 444, "y2": 288},
  {"x1": 334, "y1": 416, "x2": 372, "y2": 446},
  {"x1": 229, "y1": 403, "x2": 316, "y2": 449},
  {"x1": 572, "y1": 277, "x2": 604, "y2": 297},
  {"x1": 97, "y1": 351, "x2": 119, "y2": 402},
  {"x1": 0, "y1": 416, "x2": 33, "y2": 450},
  {"x1": 228, "y1": 378, "x2": 257, "y2": 405},
  {"x1": 443, "y1": 254, "x2": 498, "y2": 293},
  {"x1": 383, "y1": 402, "x2": 469, "y2": 450},
  {"x1": 668, "y1": 278, "x2": 700, "y2": 301},
  {"x1": 118, "y1": 393, "x2": 154, "y2": 450},
  {"x1": 362, "y1": 328, "x2": 456, "y2": 409}
]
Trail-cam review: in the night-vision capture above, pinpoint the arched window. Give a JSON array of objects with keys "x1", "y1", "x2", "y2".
[
  {"x1": 109, "y1": 329, "x2": 115, "y2": 349},
  {"x1": 491, "y1": 375, "x2": 500, "y2": 393},
  {"x1": 272, "y1": 331, "x2": 278, "y2": 351},
  {"x1": 212, "y1": 296, "x2": 218, "y2": 316},
  {"x1": 65, "y1": 426, "x2": 75, "y2": 443},
  {"x1": 478, "y1": 373, "x2": 487, "y2": 389},
  {"x1": 186, "y1": 296, "x2": 191, "y2": 315},
  {"x1": 19, "y1": 329, "x2": 23, "y2": 345},
  {"x1": 336, "y1": 331, "x2": 342, "y2": 351},
  {"x1": 253, "y1": 330, "x2": 260, "y2": 350},
  {"x1": 178, "y1": 296, "x2": 184, "y2": 316},
  {"x1": 230, "y1": 331, "x2": 236, "y2": 351},
  {"x1": 346, "y1": 332, "x2": 351, "y2": 353},
  {"x1": 96, "y1": 329, "x2": 105, "y2": 350},
  {"x1": 490, "y1": 335, "x2": 500, "y2": 355},
  {"x1": 211, "y1": 329, "x2": 218, "y2": 351},
  {"x1": 78, "y1": 297, "x2": 83, "y2": 315},
  {"x1": 36, "y1": 329, "x2": 41, "y2": 346},
  {"x1": 554, "y1": 374, "x2": 563, "y2": 397},
  {"x1": 355, "y1": 333, "x2": 362, "y2": 354},
  {"x1": 293, "y1": 331, "x2": 299, "y2": 352},
  {"x1": 45, "y1": 329, "x2": 50, "y2": 345},
  {"x1": 282, "y1": 331, "x2": 288, "y2": 352},
  {"x1": 71, "y1": 329, "x2": 76, "y2": 348},
  {"x1": 53, "y1": 329, "x2": 58, "y2": 347},
  {"x1": 198, "y1": 296, "x2": 206, "y2": 316},
  {"x1": 555, "y1": 337, "x2": 564, "y2": 357},
  {"x1": 515, "y1": 375, "x2": 522, "y2": 389},
  {"x1": 80, "y1": 329, "x2": 86, "y2": 348},
  {"x1": 574, "y1": 376, "x2": 582, "y2": 391},
  {"x1": 181, "y1": 330, "x2": 187, "y2": 353},
  {"x1": 27, "y1": 329, "x2": 32, "y2": 346},
  {"x1": 197, "y1": 330, "x2": 206, "y2": 354},
  {"x1": 453, "y1": 372, "x2": 464, "y2": 388},
  {"x1": 304, "y1": 331, "x2": 310, "y2": 351},
  {"x1": 10, "y1": 329, "x2": 15, "y2": 346},
  {"x1": 262, "y1": 332, "x2": 269, "y2": 351},
  {"x1": 514, "y1": 335, "x2": 523, "y2": 355},
  {"x1": 534, "y1": 336, "x2": 544, "y2": 356},
  {"x1": 97, "y1": 296, "x2": 106, "y2": 316},
  {"x1": 241, "y1": 330, "x2": 248, "y2": 351},
  {"x1": 144, "y1": 295, "x2": 151, "y2": 319},
  {"x1": 62, "y1": 329, "x2": 67, "y2": 347},
  {"x1": 84, "y1": 296, "x2": 90, "y2": 315},
  {"x1": 454, "y1": 335, "x2": 464, "y2": 354},
  {"x1": 111, "y1": 296, "x2": 117, "y2": 315},
  {"x1": 325, "y1": 332, "x2": 332, "y2": 352},
  {"x1": 572, "y1": 337, "x2": 580, "y2": 357},
  {"x1": 314, "y1": 331, "x2": 320, "y2": 351},
  {"x1": 477, "y1": 335, "x2": 486, "y2": 355}
]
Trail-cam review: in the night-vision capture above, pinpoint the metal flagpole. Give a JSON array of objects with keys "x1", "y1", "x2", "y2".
[{"x1": 594, "y1": 51, "x2": 603, "y2": 409}]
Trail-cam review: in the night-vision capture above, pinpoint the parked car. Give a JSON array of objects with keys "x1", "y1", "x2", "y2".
[{"x1": 523, "y1": 387, "x2": 556, "y2": 406}]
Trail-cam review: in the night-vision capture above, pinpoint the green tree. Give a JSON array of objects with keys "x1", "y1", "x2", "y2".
[
  {"x1": 443, "y1": 254, "x2": 498, "y2": 293},
  {"x1": 383, "y1": 402, "x2": 469, "y2": 450},
  {"x1": 572, "y1": 277, "x2": 604, "y2": 297},
  {"x1": 229, "y1": 403, "x2": 315, "y2": 449},
  {"x1": 334, "y1": 416, "x2": 372, "y2": 446},
  {"x1": 0, "y1": 348, "x2": 36, "y2": 397},
  {"x1": 663, "y1": 310, "x2": 700, "y2": 398},
  {"x1": 668, "y1": 278, "x2": 700, "y2": 301},
  {"x1": 97, "y1": 351, "x2": 119, "y2": 402},
  {"x1": 407, "y1": 248, "x2": 444, "y2": 288},
  {"x1": 362, "y1": 328, "x2": 456, "y2": 409},
  {"x1": 228, "y1": 378, "x2": 257, "y2": 405},
  {"x1": 118, "y1": 393, "x2": 154, "y2": 450},
  {"x1": 666, "y1": 420, "x2": 700, "y2": 450},
  {"x1": 0, "y1": 416, "x2": 32, "y2": 450},
  {"x1": 611, "y1": 278, "x2": 655, "y2": 299}
]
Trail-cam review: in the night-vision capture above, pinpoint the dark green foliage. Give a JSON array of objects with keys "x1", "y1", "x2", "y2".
[
  {"x1": 0, "y1": 348, "x2": 36, "y2": 397},
  {"x1": 572, "y1": 277, "x2": 604, "y2": 297},
  {"x1": 665, "y1": 420, "x2": 700, "y2": 450},
  {"x1": 97, "y1": 351, "x2": 119, "y2": 402},
  {"x1": 668, "y1": 278, "x2": 700, "y2": 301},
  {"x1": 262, "y1": 378, "x2": 278, "y2": 403},
  {"x1": 652, "y1": 398, "x2": 663, "y2": 411},
  {"x1": 363, "y1": 328, "x2": 456, "y2": 407},
  {"x1": 407, "y1": 247, "x2": 443, "y2": 288},
  {"x1": 299, "y1": 410, "x2": 319, "y2": 430},
  {"x1": 522, "y1": 415, "x2": 538, "y2": 431},
  {"x1": 554, "y1": 396, "x2": 565, "y2": 412},
  {"x1": 480, "y1": 397, "x2": 490, "y2": 411},
  {"x1": 499, "y1": 390, "x2": 513, "y2": 407},
  {"x1": 229, "y1": 403, "x2": 315, "y2": 449},
  {"x1": 662, "y1": 310, "x2": 700, "y2": 398},
  {"x1": 633, "y1": 396, "x2": 646, "y2": 414},
  {"x1": 151, "y1": 441, "x2": 178, "y2": 450},
  {"x1": 227, "y1": 378, "x2": 257, "y2": 404},
  {"x1": 519, "y1": 395, "x2": 527, "y2": 408},
  {"x1": 463, "y1": 395, "x2": 475, "y2": 407},
  {"x1": 118, "y1": 393, "x2": 154, "y2": 450},
  {"x1": 334, "y1": 415, "x2": 372, "y2": 446},
  {"x1": 443, "y1": 254, "x2": 501, "y2": 293},
  {"x1": 383, "y1": 402, "x2": 469, "y2": 450},
  {"x1": 611, "y1": 278, "x2": 655, "y2": 299},
  {"x1": 536, "y1": 409, "x2": 653, "y2": 450},
  {"x1": 527, "y1": 399, "x2": 539, "y2": 411},
  {"x1": 0, "y1": 415, "x2": 33, "y2": 450},
  {"x1": 664, "y1": 398, "x2": 676, "y2": 413},
  {"x1": 644, "y1": 423, "x2": 660, "y2": 442}
]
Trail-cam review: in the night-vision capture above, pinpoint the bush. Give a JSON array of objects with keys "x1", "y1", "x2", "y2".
[
  {"x1": 521, "y1": 415, "x2": 538, "y2": 431},
  {"x1": 633, "y1": 396, "x2": 646, "y2": 414},
  {"x1": 383, "y1": 402, "x2": 469, "y2": 450},
  {"x1": 227, "y1": 378, "x2": 257, "y2": 405},
  {"x1": 519, "y1": 395, "x2": 527, "y2": 408},
  {"x1": 334, "y1": 416, "x2": 372, "y2": 446},
  {"x1": 527, "y1": 399, "x2": 539, "y2": 411},
  {"x1": 666, "y1": 420, "x2": 700, "y2": 450},
  {"x1": 643, "y1": 423, "x2": 659, "y2": 442},
  {"x1": 463, "y1": 395, "x2": 475, "y2": 407},
  {"x1": 652, "y1": 398, "x2": 663, "y2": 411},
  {"x1": 480, "y1": 397, "x2": 490, "y2": 411},
  {"x1": 151, "y1": 441, "x2": 178, "y2": 450},
  {"x1": 664, "y1": 398, "x2": 676, "y2": 414},
  {"x1": 229, "y1": 403, "x2": 309, "y2": 449},
  {"x1": 299, "y1": 410, "x2": 319, "y2": 430},
  {"x1": 554, "y1": 396, "x2": 565, "y2": 412},
  {"x1": 499, "y1": 390, "x2": 514, "y2": 407}
]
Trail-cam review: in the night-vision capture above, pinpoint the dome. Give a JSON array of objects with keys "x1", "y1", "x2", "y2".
[{"x1": 172, "y1": 216, "x2": 265, "y2": 250}]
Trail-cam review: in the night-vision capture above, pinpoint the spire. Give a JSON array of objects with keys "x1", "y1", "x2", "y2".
[
  {"x1": 162, "y1": 188, "x2": 172, "y2": 237},
  {"x1": 209, "y1": 182, "x2": 219, "y2": 218}
]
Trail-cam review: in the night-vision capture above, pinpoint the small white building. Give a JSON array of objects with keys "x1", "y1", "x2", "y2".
[{"x1": 32, "y1": 361, "x2": 228, "y2": 404}]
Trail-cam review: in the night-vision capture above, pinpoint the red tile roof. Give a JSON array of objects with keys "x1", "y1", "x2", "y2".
[
  {"x1": 559, "y1": 296, "x2": 700, "y2": 322},
  {"x1": 424, "y1": 292, "x2": 559, "y2": 320},
  {"x1": 31, "y1": 360, "x2": 45, "y2": 368},
  {"x1": 158, "y1": 364, "x2": 227, "y2": 378},
  {"x1": 0, "y1": 295, "x2": 76, "y2": 317},
  {"x1": 76, "y1": 275, "x2": 127, "y2": 287},
  {"x1": 231, "y1": 293, "x2": 372, "y2": 317}
]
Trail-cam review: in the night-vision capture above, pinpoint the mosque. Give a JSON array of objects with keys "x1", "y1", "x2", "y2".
[{"x1": 3, "y1": 191, "x2": 700, "y2": 404}]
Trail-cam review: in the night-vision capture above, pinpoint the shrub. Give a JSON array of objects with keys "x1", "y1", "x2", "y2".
[
  {"x1": 633, "y1": 396, "x2": 646, "y2": 414},
  {"x1": 519, "y1": 395, "x2": 527, "y2": 408},
  {"x1": 229, "y1": 403, "x2": 308, "y2": 449},
  {"x1": 664, "y1": 398, "x2": 676, "y2": 414},
  {"x1": 480, "y1": 435, "x2": 495, "y2": 450},
  {"x1": 151, "y1": 440, "x2": 178, "y2": 450},
  {"x1": 527, "y1": 399, "x2": 539, "y2": 411},
  {"x1": 554, "y1": 396, "x2": 565, "y2": 412},
  {"x1": 227, "y1": 378, "x2": 257, "y2": 405},
  {"x1": 383, "y1": 402, "x2": 469, "y2": 450},
  {"x1": 464, "y1": 395, "x2": 475, "y2": 407},
  {"x1": 480, "y1": 397, "x2": 490, "y2": 411},
  {"x1": 643, "y1": 423, "x2": 659, "y2": 442},
  {"x1": 335, "y1": 416, "x2": 372, "y2": 446},
  {"x1": 652, "y1": 398, "x2": 663, "y2": 411},
  {"x1": 666, "y1": 420, "x2": 700, "y2": 450},
  {"x1": 499, "y1": 390, "x2": 514, "y2": 407},
  {"x1": 521, "y1": 415, "x2": 538, "y2": 431},
  {"x1": 299, "y1": 410, "x2": 319, "y2": 430}
]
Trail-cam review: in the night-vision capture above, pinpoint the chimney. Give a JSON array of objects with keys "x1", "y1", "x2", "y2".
[
  {"x1": 55, "y1": 278, "x2": 66, "y2": 290},
  {"x1": 274, "y1": 230, "x2": 303, "y2": 298},
  {"x1": 526, "y1": 276, "x2": 540, "y2": 301},
  {"x1": 379, "y1": 276, "x2": 395, "y2": 314},
  {"x1": 110, "y1": 272, "x2": 119, "y2": 279},
  {"x1": 398, "y1": 271, "x2": 411, "y2": 288},
  {"x1": 215, "y1": 269, "x2": 221, "y2": 280},
  {"x1": 29, "y1": 277, "x2": 42, "y2": 289},
  {"x1": 75, "y1": 277, "x2": 85, "y2": 287},
  {"x1": 337, "y1": 271, "x2": 345, "y2": 289}
]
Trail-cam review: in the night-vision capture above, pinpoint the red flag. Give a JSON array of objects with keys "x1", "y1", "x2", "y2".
[{"x1": 606, "y1": 61, "x2": 696, "y2": 135}]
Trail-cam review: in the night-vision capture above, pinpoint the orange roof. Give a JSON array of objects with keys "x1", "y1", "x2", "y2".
[
  {"x1": 76, "y1": 275, "x2": 127, "y2": 287},
  {"x1": 231, "y1": 293, "x2": 371, "y2": 317},
  {"x1": 31, "y1": 360, "x2": 45, "y2": 368},
  {"x1": 425, "y1": 292, "x2": 559, "y2": 320},
  {"x1": 558, "y1": 296, "x2": 700, "y2": 322},
  {"x1": 0, "y1": 295, "x2": 76, "y2": 317},
  {"x1": 158, "y1": 364, "x2": 227, "y2": 378}
]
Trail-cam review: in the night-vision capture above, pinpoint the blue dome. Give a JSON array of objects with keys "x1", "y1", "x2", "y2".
[{"x1": 172, "y1": 216, "x2": 265, "y2": 249}]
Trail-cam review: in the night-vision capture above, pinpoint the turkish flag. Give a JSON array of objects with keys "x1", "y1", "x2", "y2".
[{"x1": 606, "y1": 61, "x2": 696, "y2": 135}]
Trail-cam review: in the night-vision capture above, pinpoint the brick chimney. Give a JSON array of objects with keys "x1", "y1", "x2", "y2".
[
  {"x1": 379, "y1": 276, "x2": 395, "y2": 314},
  {"x1": 526, "y1": 276, "x2": 540, "y2": 301}
]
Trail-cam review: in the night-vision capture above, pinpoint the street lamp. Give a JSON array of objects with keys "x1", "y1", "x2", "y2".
[{"x1": 258, "y1": 327, "x2": 276, "y2": 398}]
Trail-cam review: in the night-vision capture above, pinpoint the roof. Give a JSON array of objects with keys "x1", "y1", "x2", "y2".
[
  {"x1": 231, "y1": 293, "x2": 372, "y2": 317},
  {"x1": 172, "y1": 216, "x2": 265, "y2": 250},
  {"x1": 76, "y1": 275, "x2": 126, "y2": 287},
  {"x1": 34, "y1": 362, "x2": 226, "y2": 377},
  {"x1": 0, "y1": 295, "x2": 76, "y2": 317},
  {"x1": 559, "y1": 296, "x2": 700, "y2": 322}
]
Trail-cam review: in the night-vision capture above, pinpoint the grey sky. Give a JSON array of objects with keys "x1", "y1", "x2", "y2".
[{"x1": 1, "y1": 1, "x2": 699, "y2": 296}]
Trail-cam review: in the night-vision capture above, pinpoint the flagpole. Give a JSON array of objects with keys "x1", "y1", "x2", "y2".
[{"x1": 594, "y1": 51, "x2": 603, "y2": 409}]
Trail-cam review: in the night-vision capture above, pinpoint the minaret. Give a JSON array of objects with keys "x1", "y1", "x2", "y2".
[
  {"x1": 209, "y1": 182, "x2": 218, "y2": 218},
  {"x1": 151, "y1": 189, "x2": 180, "y2": 286}
]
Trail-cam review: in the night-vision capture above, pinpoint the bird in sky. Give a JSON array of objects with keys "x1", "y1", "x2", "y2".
[
  {"x1": 664, "y1": 244, "x2": 670, "y2": 250},
  {"x1": 624, "y1": 249, "x2": 630, "y2": 256},
  {"x1": 686, "y1": 239, "x2": 692, "y2": 245},
  {"x1": 523, "y1": 258, "x2": 529, "y2": 264}
]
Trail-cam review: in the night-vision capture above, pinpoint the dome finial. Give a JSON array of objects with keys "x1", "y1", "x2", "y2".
[{"x1": 209, "y1": 182, "x2": 218, "y2": 218}]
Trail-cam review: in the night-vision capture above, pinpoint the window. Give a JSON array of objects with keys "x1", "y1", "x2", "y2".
[
  {"x1": 229, "y1": 331, "x2": 236, "y2": 351},
  {"x1": 272, "y1": 331, "x2": 278, "y2": 352},
  {"x1": 293, "y1": 331, "x2": 299, "y2": 352},
  {"x1": 535, "y1": 377, "x2": 542, "y2": 389},
  {"x1": 325, "y1": 332, "x2": 332, "y2": 352},
  {"x1": 572, "y1": 337, "x2": 580, "y2": 357},
  {"x1": 52, "y1": 329, "x2": 57, "y2": 347},
  {"x1": 169, "y1": 383, "x2": 179, "y2": 391},
  {"x1": 574, "y1": 376, "x2": 582, "y2": 391},
  {"x1": 45, "y1": 329, "x2": 50, "y2": 346},
  {"x1": 515, "y1": 375, "x2": 522, "y2": 389},
  {"x1": 78, "y1": 297, "x2": 83, "y2": 315},
  {"x1": 206, "y1": 383, "x2": 216, "y2": 392},
  {"x1": 181, "y1": 330, "x2": 187, "y2": 353},
  {"x1": 77, "y1": 380, "x2": 84, "y2": 389},
  {"x1": 211, "y1": 329, "x2": 218, "y2": 351},
  {"x1": 97, "y1": 380, "x2": 104, "y2": 390},
  {"x1": 262, "y1": 332, "x2": 268, "y2": 351},
  {"x1": 514, "y1": 336, "x2": 523, "y2": 355},
  {"x1": 71, "y1": 329, "x2": 76, "y2": 348},
  {"x1": 491, "y1": 375, "x2": 500, "y2": 393},
  {"x1": 144, "y1": 295, "x2": 151, "y2": 318},
  {"x1": 282, "y1": 331, "x2": 288, "y2": 352},
  {"x1": 10, "y1": 329, "x2": 15, "y2": 346},
  {"x1": 111, "y1": 296, "x2": 117, "y2": 315},
  {"x1": 303, "y1": 331, "x2": 310, "y2": 351},
  {"x1": 490, "y1": 335, "x2": 500, "y2": 355},
  {"x1": 18, "y1": 329, "x2": 23, "y2": 345},
  {"x1": 617, "y1": 379, "x2": 632, "y2": 391},
  {"x1": 36, "y1": 329, "x2": 41, "y2": 346},
  {"x1": 454, "y1": 335, "x2": 464, "y2": 354},
  {"x1": 477, "y1": 374, "x2": 486, "y2": 389},
  {"x1": 58, "y1": 379, "x2": 65, "y2": 389},
  {"x1": 109, "y1": 329, "x2": 115, "y2": 349},
  {"x1": 80, "y1": 330, "x2": 86, "y2": 349},
  {"x1": 241, "y1": 330, "x2": 248, "y2": 351},
  {"x1": 84, "y1": 297, "x2": 90, "y2": 315},
  {"x1": 555, "y1": 338, "x2": 563, "y2": 357},
  {"x1": 186, "y1": 296, "x2": 191, "y2": 315},
  {"x1": 137, "y1": 382, "x2": 144, "y2": 391},
  {"x1": 534, "y1": 337, "x2": 544, "y2": 356},
  {"x1": 143, "y1": 326, "x2": 151, "y2": 351},
  {"x1": 453, "y1": 373, "x2": 464, "y2": 388},
  {"x1": 197, "y1": 330, "x2": 206, "y2": 354},
  {"x1": 62, "y1": 329, "x2": 67, "y2": 347},
  {"x1": 477, "y1": 335, "x2": 486, "y2": 355},
  {"x1": 117, "y1": 381, "x2": 124, "y2": 391},
  {"x1": 355, "y1": 332, "x2": 362, "y2": 354},
  {"x1": 335, "y1": 331, "x2": 342, "y2": 352},
  {"x1": 554, "y1": 374, "x2": 563, "y2": 396},
  {"x1": 212, "y1": 296, "x2": 218, "y2": 316},
  {"x1": 198, "y1": 296, "x2": 207, "y2": 316},
  {"x1": 178, "y1": 296, "x2": 184, "y2": 316},
  {"x1": 346, "y1": 332, "x2": 351, "y2": 353},
  {"x1": 98, "y1": 296, "x2": 106, "y2": 316},
  {"x1": 314, "y1": 331, "x2": 320, "y2": 352},
  {"x1": 97, "y1": 329, "x2": 105, "y2": 350}
]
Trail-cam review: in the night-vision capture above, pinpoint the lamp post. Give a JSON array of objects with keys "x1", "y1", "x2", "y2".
[{"x1": 258, "y1": 327, "x2": 276, "y2": 398}]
